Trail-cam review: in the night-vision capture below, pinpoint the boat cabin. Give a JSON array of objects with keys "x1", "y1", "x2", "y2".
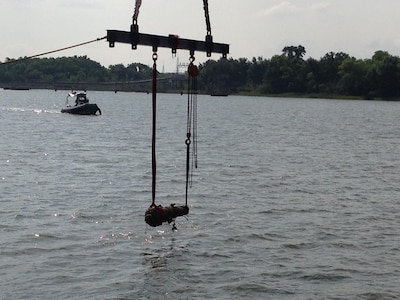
[{"x1": 75, "y1": 92, "x2": 89, "y2": 106}]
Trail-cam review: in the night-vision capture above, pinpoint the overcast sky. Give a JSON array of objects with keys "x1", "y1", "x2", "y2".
[{"x1": 1, "y1": 0, "x2": 400, "y2": 72}]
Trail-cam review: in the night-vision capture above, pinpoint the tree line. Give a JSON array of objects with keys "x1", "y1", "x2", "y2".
[
  {"x1": 199, "y1": 46, "x2": 400, "y2": 99},
  {"x1": 0, "y1": 56, "x2": 152, "y2": 84},
  {"x1": 2, "y1": 46, "x2": 400, "y2": 99}
]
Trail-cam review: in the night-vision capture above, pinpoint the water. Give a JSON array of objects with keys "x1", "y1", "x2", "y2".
[{"x1": 1, "y1": 89, "x2": 399, "y2": 299}]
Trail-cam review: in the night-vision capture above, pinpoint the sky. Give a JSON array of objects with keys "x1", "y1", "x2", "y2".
[{"x1": 1, "y1": 0, "x2": 400, "y2": 72}]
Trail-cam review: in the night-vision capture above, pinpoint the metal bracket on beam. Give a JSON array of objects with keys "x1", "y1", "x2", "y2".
[{"x1": 107, "y1": 29, "x2": 229, "y2": 58}]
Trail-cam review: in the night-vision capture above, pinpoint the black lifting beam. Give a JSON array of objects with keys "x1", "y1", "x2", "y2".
[{"x1": 106, "y1": 27, "x2": 229, "y2": 57}]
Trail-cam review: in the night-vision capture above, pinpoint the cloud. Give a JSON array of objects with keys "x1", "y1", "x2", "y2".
[
  {"x1": 310, "y1": 2, "x2": 330, "y2": 12},
  {"x1": 259, "y1": 1, "x2": 331, "y2": 18},
  {"x1": 260, "y1": 1, "x2": 298, "y2": 17},
  {"x1": 59, "y1": 0, "x2": 108, "y2": 9}
]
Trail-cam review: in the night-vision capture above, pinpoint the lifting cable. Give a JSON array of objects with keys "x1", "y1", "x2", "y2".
[
  {"x1": 203, "y1": 0, "x2": 212, "y2": 36},
  {"x1": 133, "y1": 0, "x2": 211, "y2": 36},
  {"x1": 0, "y1": 36, "x2": 106, "y2": 65},
  {"x1": 186, "y1": 54, "x2": 199, "y2": 207},
  {"x1": 132, "y1": 0, "x2": 142, "y2": 25},
  {"x1": 145, "y1": 47, "x2": 190, "y2": 229},
  {"x1": 151, "y1": 51, "x2": 158, "y2": 207},
  {"x1": 143, "y1": 0, "x2": 217, "y2": 229}
]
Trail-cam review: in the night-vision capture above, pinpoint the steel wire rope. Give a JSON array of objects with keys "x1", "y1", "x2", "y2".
[
  {"x1": 132, "y1": 0, "x2": 142, "y2": 24},
  {"x1": 203, "y1": 0, "x2": 212, "y2": 35},
  {"x1": 151, "y1": 52, "x2": 158, "y2": 207},
  {"x1": 0, "y1": 37, "x2": 106, "y2": 65}
]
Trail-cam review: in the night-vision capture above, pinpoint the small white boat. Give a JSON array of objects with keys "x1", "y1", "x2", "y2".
[{"x1": 61, "y1": 91, "x2": 101, "y2": 115}]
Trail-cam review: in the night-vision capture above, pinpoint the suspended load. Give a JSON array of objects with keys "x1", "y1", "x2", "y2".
[
  {"x1": 145, "y1": 204, "x2": 189, "y2": 227},
  {"x1": 106, "y1": 0, "x2": 229, "y2": 229}
]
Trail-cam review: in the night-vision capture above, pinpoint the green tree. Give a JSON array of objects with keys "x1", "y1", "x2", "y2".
[
  {"x1": 262, "y1": 54, "x2": 288, "y2": 93},
  {"x1": 337, "y1": 57, "x2": 368, "y2": 96},
  {"x1": 198, "y1": 58, "x2": 249, "y2": 94},
  {"x1": 367, "y1": 51, "x2": 400, "y2": 98},
  {"x1": 247, "y1": 57, "x2": 268, "y2": 90},
  {"x1": 318, "y1": 52, "x2": 350, "y2": 94},
  {"x1": 263, "y1": 45, "x2": 308, "y2": 93}
]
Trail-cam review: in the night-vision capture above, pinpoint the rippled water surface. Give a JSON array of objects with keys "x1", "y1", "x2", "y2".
[{"x1": 1, "y1": 89, "x2": 399, "y2": 299}]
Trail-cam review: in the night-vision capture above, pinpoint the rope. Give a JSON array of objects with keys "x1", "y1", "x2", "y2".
[
  {"x1": 132, "y1": 0, "x2": 142, "y2": 25},
  {"x1": 151, "y1": 52, "x2": 158, "y2": 207},
  {"x1": 0, "y1": 37, "x2": 106, "y2": 65},
  {"x1": 203, "y1": 0, "x2": 212, "y2": 36}
]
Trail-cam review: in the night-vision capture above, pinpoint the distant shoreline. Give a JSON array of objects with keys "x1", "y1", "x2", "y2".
[{"x1": 2, "y1": 84, "x2": 399, "y2": 101}]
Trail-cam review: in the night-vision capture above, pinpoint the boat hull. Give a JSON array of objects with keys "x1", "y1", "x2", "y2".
[{"x1": 61, "y1": 103, "x2": 101, "y2": 115}]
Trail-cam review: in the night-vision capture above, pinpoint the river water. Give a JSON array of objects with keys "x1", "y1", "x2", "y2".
[{"x1": 0, "y1": 89, "x2": 399, "y2": 299}]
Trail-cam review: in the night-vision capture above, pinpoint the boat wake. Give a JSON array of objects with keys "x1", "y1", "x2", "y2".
[{"x1": 1, "y1": 107, "x2": 61, "y2": 114}]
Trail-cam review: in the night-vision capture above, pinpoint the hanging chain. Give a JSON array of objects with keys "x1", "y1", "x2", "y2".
[
  {"x1": 151, "y1": 51, "x2": 158, "y2": 207},
  {"x1": 185, "y1": 54, "x2": 199, "y2": 207}
]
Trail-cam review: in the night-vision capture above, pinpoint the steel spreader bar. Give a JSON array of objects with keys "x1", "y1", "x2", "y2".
[{"x1": 106, "y1": 29, "x2": 229, "y2": 58}]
